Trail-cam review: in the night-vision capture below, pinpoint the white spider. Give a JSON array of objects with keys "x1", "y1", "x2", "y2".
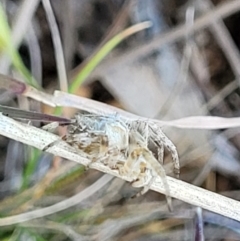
[{"x1": 55, "y1": 113, "x2": 179, "y2": 209}]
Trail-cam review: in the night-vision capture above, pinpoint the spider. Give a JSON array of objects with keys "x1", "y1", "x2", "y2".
[{"x1": 51, "y1": 113, "x2": 179, "y2": 209}]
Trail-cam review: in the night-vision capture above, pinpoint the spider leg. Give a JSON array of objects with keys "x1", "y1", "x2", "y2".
[
  {"x1": 150, "y1": 125, "x2": 180, "y2": 177},
  {"x1": 142, "y1": 121, "x2": 149, "y2": 142},
  {"x1": 132, "y1": 120, "x2": 165, "y2": 166},
  {"x1": 163, "y1": 137, "x2": 180, "y2": 177},
  {"x1": 157, "y1": 142, "x2": 164, "y2": 165},
  {"x1": 147, "y1": 134, "x2": 165, "y2": 166},
  {"x1": 131, "y1": 168, "x2": 152, "y2": 192},
  {"x1": 136, "y1": 147, "x2": 172, "y2": 210}
]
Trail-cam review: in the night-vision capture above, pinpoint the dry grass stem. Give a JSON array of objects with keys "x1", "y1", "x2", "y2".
[
  {"x1": 53, "y1": 91, "x2": 240, "y2": 129},
  {"x1": 0, "y1": 113, "x2": 240, "y2": 223},
  {"x1": 42, "y1": 0, "x2": 68, "y2": 92}
]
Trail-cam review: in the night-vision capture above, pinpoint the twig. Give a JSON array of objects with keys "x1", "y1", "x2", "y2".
[
  {"x1": 53, "y1": 90, "x2": 240, "y2": 130},
  {"x1": 42, "y1": 0, "x2": 68, "y2": 92},
  {"x1": 0, "y1": 114, "x2": 240, "y2": 222},
  {"x1": 3, "y1": 73, "x2": 240, "y2": 129}
]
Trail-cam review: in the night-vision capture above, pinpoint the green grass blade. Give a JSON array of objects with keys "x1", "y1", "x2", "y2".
[
  {"x1": 0, "y1": 4, "x2": 39, "y2": 88},
  {"x1": 69, "y1": 21, "x2": 151, "y2": 93},
  {"x1": 21, "y1": 147, "x2": 41, "y2": 190}
]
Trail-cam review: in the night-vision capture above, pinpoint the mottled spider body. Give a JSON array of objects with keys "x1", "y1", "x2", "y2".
[
  {"x1": 63, "y1": 114, "x2": 129, "y2": 165},
  {"x1": 60, "y1": 113, "x2": 179, "y2": 208}
]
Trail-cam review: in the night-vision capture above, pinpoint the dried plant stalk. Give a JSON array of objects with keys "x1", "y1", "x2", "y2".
[{"x1": 0, "y1": 113, "x2": 240, "y2": 223}]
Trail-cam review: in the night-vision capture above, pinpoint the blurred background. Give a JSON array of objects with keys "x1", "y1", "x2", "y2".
[{"x1": 1, "y1": 0, "x2": 240, "y2": 240}]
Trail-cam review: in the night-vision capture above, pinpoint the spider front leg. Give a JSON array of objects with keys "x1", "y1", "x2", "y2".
[
  {"x1": 162, "y1": 134, "x2": 180, "y2": 177},
  {"x1": 133, "y1": 120, "x2": 165, "y2": 166},
  {"x1": 150, "y1": 125, "x2": 180, "y2": 177}
]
